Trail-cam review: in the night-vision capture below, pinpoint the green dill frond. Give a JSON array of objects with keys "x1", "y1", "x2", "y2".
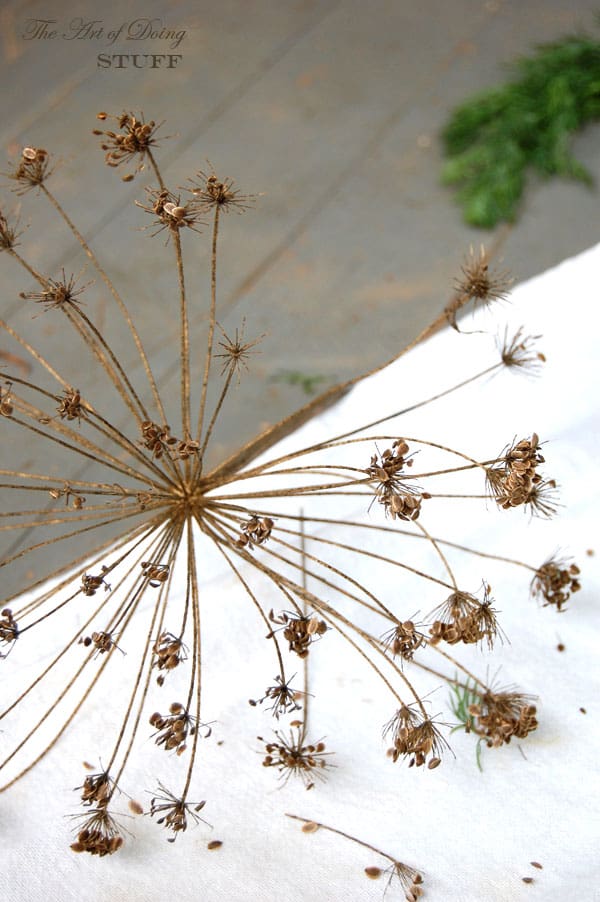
[{"x1": 441, "y1": 36, "x2": 600, "y2": 227}]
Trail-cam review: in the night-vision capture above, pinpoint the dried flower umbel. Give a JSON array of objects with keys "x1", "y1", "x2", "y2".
[
  {"x1": 260, "y1": 721, "x2": 332, "y2": 789},
  {"x1": 0, "y1": 113, "x2": 580, "y2": 863}
]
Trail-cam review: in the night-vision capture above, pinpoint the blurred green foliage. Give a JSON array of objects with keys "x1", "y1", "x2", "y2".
[{"x1": 441, "y1": 36, "x2": 600, "y2": 227}]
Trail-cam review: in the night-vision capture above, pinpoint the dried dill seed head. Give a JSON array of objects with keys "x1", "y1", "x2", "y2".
[
  {"x1": 236, "y1": 514, "x2": 274, "y2": 550},
  {"x1": 81, "y1": 567, "x2": 111, "y2": 596},
  {"x1": 174, "y1": 439, "x2": 200, "y2": 460},
  {"x1": 77, "y1": 768, "x2": 115, "y2": 807},
  {"x1": 486, "y1": 433, "x2": 546, "y2": 512},
  {"x1": 249, "y1": 674, "x2": 302, "y2": 718},
  {"x1": 367, "y1": 440, "x2": 424, "y2": 519},
  {"x1": 140, "y1": 419, "x2": 178, "y2": 459},
  {"x1": 267, "y1": 609, "x2": 327, "y2": 658},
  {"x1": 92, "y1": 111, "x2": 162, "y2": 179},
  {"x1": 141, "y1": 560, "x2": 170, "y2": 587},
  {"x1": 56, "y1": 388, "x2": 83, "y2": 422},
  {"x1": 260, "y1": 723, "x2": 333, "y2": 788},
  {"x1": 446, "y1": 245, "x2": 513, "y2": 328},
  {"x1": 186, "y1": 167, "x2": 254, "y2": 213},
  {"x1": 383, "y1": 704, "x2": 448, "y2": 768},
  {"x1": 530, "y1": 556, "x2": 581, "y2": 611},
  {"x1": 150, "y1": 702, "x2": 198, "y2": 755},
  {"x1": 136, "y1": 187, "x2": 205, "y2": 239},
  {"x1": 381, "y1": 620, "x2": 426, "y2": 662},
  {"x1": 0, "y1": 608, "x2": 18, "y2": 653},
  {"x1": 48, "y1": 482, "x2": 85, "y2": 509},
  {"x1": 149, "y1": 784, "x2": 209, "y2": 842},
  {"x1": 524, "y1": 478, "x2": 560, "y2": 519},
  {"x1": 0, "y1": 207, "x2": 24, "y2": 250},
  {"x1": 79, "y1": 631, "x2": 120, "y2": 656},
  {"x1": 428, "y1": 586, "x2": 502, "y2": 650},
  {"x1": 468, "y1": 689, "x2": 538, "y2": 747},
  {"x1": 216, "y1": 321, "x2": 264, "y2": 379},
  {"x1": 382, "y1": 861, "x2": 424, "y2": 899},
  {"x1": 498, "y1": 327, "x2": 545, "y2": 374},
  {"x1": 0, "y1": 382, "x2": 13, "y2": 416},
  {"x1": 70, "y1": 808, "x2": 124, "y2": 856},
  {"x1": 5, "y1": 146, "x2": 54, "y2": 194},
  {"x1": 152, "y1": 631, "x2": 188, "y2": 684},
  {"x1": 20, "y1": 270, "x2": 87, "y2": 312}
]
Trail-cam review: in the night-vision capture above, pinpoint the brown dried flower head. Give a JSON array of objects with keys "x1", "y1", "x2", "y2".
[
  {"x1": 249, "y1": 674, "x2": 302, "y2": 718},
  {"x1": 486, "y1": 433, "x2": 546, "y2": 512},
  {"x1": 383, "y1": 704, "x2": 448, "y2": 768},
  {"x1": 236, "y1": 514, "x2": 274, "y2": 550},
  {"x1": 216, "y1": 321, "x2": 263, "y2": 379},
  {"x1": 140, "y1": 420, "x2": 177, "y2": 459},
  {"x1": 0, "y1": 381, "x2": 13, "y2": 416},
  {"x1": 468, "y1": 689, "x2": 538, "y2": 748},
  {"x1": 137, "y1": 187, "x2": 204, "y2": 239},
  {"x1": 150, "y1": 702, "x2": 197, "y2": 755},
  {"x1": 367, "y1": 440, "x2": 425, "y2": 519},
  {"x1": 0, "y1": 207, "x2": 24, "y2": 250},
  {"x1": 530, "y1": 556, "x2": 581, "y2": 611},
  {"x1": 0, "y1": 608, "x2": 18, "y2": 653},
  {"x1": 77, "y1": 768, "x2": 114, "y2": 807},
  {"x1": 92, "y1": 111, "x2": 162, "y2": 179},
  {"x1": 381, "y1": 620, "x2": 426, "y2": 662},
  {"x1": 141, "y1": 560, "x2": 170, "y2": 588},
  {"x1": 187, "y1": 167, "x2": 254, "y2": 213},
  {"x1": 70, "y1": 808, "x2": 124, "y2": 856},
  {"x1": 5, "y1": 146, "x2": 53, "y2": 194},
  {"x1": 498, "y1": 327, "x2": 545, "y2": 374},
  {"x1": 268, "y1": 609, "x2": 327, "y2": 658},
  {"x1": 20, "y1": 270, "x2": 86, "y2": 312},
  {"x1": 260, "y1": 722, "x2": 333, "y2": 788},
  {"x1": 80, "y1": 630, "x2": 120, "y2": 656},
  {"x1": 149, "y1": 783, "x2": 208, "y2": 842},
  {"x1": 152, "y1": 631, "x2": 188, "y2": 684},
  {"x1": 446, "y1": 244, "x2": 513, "y2": 328},
  {"x1": 428, "y1": 586, "x2": 501, "y2": 649},
  {"x1": 81, "y1": 567, "x2": 111, "y2": 596},
  {"x1": 56, "y1": 388, "x2": 83, "y2": 423}
]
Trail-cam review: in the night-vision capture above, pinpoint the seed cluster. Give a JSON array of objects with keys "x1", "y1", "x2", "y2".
[
  {"x1": 382, "y1": 621, "x2": 426, "y2": 662},
  {"x1": 0, "y1": 208, "x2": 21, "y2": 250},
  {"x1": 268, "y1": 609, "x2": 327, "y2": 658},
  {"x1": 93, "y1": 112, "x2": 160, "y2": 179},
  {"x1": 260, "y1": 723, "x2": 332, "y2": 788},
  {"x1": 81, "y1": 568, "x2": 111, "y2": 596},
  {"x1": 0, "y1": 608, "x2": 18, "y2": 650},
  {"x1": 468, "y1": 691, "x2": 538, "y2": 747},
  {"x1": 141, "y1": 561, "x2": 170, "y2": 587},
  {"x1": 57, "y1": 389, "x2": 83, "y2": 422},
  {"x1": 488, "y1": 434, "x2": 545, "y2": 510},
  {"x1": 152, "y1": 631, "x2": 187, "y2": 684},
  {"x1": 0, "y1": 382, "x2": 13, "y2": 416},
  {"x1": 150, "y1": 702, "x2": 195, "y2": 755},
  {"x1": 20, "y1": 271, "x2": 84, "y2": 311},
  {"x1": 367, "y1": 440, "x2": 424, "y2": 520},
  {"x1": 530, "y1": 558, "x2": 581, "y2": 611},
  {"x1": 80, "y1": 631, "x2": 116, "y2": 655},
  {"x1": 70, "y1": 809, "x2": 123, "y2": 857},
  {"x1": 429, "y1": 589, "x2": 500, "y2": 649},
  {"x1": 249, "y1": 675, "x2": 302, "y2": 718},
  {"x1": 236, "y1": 515, "x2": 274, "y2": 550},
  {"x1": 138, "y1": 187, "x2": 204, "y2": 238},
  {"x1": 149, "y1": 784, "x2": 208, "y2": 843},
  {"x1": 6, "y1": 146, "x2": 52, "y2": 193},
  {"x1": 384, "y1": 705, "x2": 446, "y2": 768}
]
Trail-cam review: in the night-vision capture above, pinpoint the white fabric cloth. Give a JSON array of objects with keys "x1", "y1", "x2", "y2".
[{"x1": 3, "y1": 245, "x2": 599, "y2": 901}]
